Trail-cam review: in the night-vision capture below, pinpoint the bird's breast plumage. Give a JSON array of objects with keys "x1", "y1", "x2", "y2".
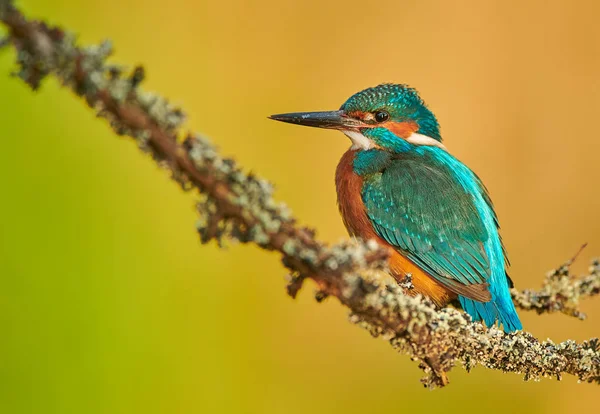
[
  {"x1": 334, "y1": 149, "x2": 453, "y2": 305},
  {"x1": 335, "y1": 150, "x2": 373, "y2": 239}
]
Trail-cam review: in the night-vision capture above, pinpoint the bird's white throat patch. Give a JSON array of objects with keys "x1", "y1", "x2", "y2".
[
  {"x1": 342, "y1": 130, "x2": 446, "y2": 150},
  {"x1": 343, "y1": 130, "x2": 373, "y2": 150}
]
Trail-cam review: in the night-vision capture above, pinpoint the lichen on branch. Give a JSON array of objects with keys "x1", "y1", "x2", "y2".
[
  {"x1": 1, "y1": 0, "x2": 599, "y2": 388},
  {"x1": 511, "y1": 247, "x2": 600, "y2": 319}
]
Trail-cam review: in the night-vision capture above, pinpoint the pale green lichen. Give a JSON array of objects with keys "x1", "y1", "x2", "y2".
[
  {"x1": 512, "y1": 256, "x2": 600, "y2": 319},
  {"x1": 334, "y1": 263, "x2": 600, "y2": 388}
]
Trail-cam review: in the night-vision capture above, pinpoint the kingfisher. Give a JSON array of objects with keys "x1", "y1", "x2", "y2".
[{"x1": 270, "y1": 84, "x2": 522, "y2": 332}]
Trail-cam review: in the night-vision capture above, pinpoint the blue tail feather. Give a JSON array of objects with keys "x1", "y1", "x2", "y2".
[{"x1": 459, "y1": 296, "x2": 522, "y2": 332}]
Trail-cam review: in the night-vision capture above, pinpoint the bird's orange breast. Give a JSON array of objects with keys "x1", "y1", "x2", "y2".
[{"x1": 335, "y1": 149, "x2": 454, "y2": 306}]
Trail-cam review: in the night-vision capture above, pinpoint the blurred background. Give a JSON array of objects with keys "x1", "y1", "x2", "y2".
[{"x1": 1, "y1": 0, "x2": 600, "y2": 412}]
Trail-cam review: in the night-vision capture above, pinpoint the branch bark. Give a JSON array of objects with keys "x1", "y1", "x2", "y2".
[{"x1": 1, "y1": 0, "x2": 599, "y2": 388}]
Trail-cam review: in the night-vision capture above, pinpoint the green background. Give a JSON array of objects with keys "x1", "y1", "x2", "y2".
[{"x1": 1, "y1": 0, "x2": 599, "y2": 412}]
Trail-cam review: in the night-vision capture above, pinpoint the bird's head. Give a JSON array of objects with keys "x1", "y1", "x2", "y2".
[{"x1": 270, "y1": 83, "x2": 444, "y2": 152}]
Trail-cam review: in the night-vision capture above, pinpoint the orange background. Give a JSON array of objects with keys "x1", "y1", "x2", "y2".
[{"x1": 1, "y1": 0, "x2": 599, "y2": 412}]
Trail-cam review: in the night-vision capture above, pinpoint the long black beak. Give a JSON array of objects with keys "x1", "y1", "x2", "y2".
[{"x1": 269, "y1": 110, "x2": 361, "y2": 129}]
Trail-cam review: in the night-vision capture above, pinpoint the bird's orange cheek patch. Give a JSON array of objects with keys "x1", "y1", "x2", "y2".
[{"x1": 382, "y1": 121, "x2": 419, "y2": 138}]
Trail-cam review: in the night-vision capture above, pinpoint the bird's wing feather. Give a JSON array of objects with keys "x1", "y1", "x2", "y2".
[{"x1": 362, "y1": 154, "x2": 494, "y2": 301}]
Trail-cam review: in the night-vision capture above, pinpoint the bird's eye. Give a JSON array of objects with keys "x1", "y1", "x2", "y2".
[{"x1": 374, "y1": 111, "x2": 389, "y2": 123}]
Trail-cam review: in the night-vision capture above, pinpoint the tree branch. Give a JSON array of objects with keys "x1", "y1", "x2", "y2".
[
  {"x1": 511, "y1": 244, "x2": 600, "y2": 320},
  {"x1": 2, "y1": 0, "x2": 599, "y2": 388}
]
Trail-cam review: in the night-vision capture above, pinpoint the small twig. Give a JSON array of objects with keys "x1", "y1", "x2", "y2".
[{"x1": 567, "y1": 243, "x2": 588, "y2": 266}]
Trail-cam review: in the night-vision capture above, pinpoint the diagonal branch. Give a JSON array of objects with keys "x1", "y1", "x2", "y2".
[{"x1": 2, "y1": 0, "x2": 599, "y2": 388}]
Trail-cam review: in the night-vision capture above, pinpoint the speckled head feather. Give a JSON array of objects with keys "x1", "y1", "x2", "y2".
[{"x1": 341, "y1": 84, "x2": 442, "y2": 141}]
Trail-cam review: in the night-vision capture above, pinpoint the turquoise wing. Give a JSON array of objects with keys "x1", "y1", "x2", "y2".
[{"x1": 362, "y1": 153, "x2": 494, "y2": 301}]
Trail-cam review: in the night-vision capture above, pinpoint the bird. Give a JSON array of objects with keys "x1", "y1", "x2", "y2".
[{"x1": 269, "y1": 83, "x2": 522, "y2": 332}]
